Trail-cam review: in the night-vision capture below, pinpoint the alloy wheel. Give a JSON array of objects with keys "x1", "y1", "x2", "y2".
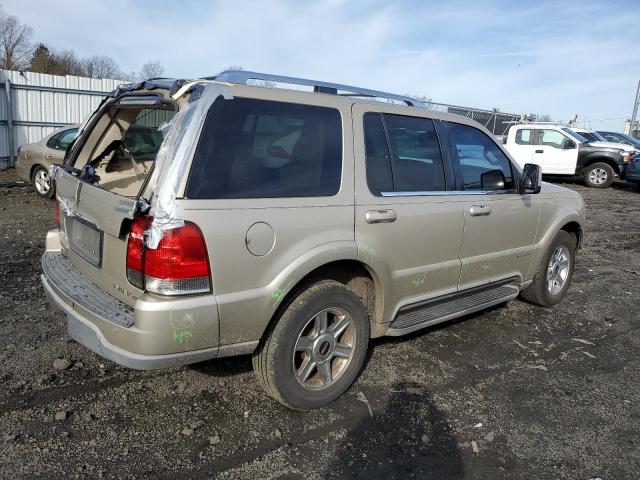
[
  {"x1": 293, "y1": 307, "x2": 356, "y2": 390},
  {"x1": 588, "y1": 168, "x2": 608, "y2": 185},
  {"x1": 34, "y1": 169, "x2": 51, "y2": 195},
  {"x1": 547, "y1": 246, "x2": 570, "y2": 295}
]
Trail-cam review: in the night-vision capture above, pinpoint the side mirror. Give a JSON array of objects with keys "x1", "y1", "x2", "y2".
[
  {"x1": 563, "y1": 139, "x2": 577, "y2": 150},
  {"x1": 480, "y1": 169, "x2": 506, "y2": 191},
  {"x1": 520, "y1": 163, "x2": 542, "y2": 194}
]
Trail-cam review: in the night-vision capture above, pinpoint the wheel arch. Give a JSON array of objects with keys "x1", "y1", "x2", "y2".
[
  {"x1": 262, "y1": 258, "x2": 387, "y2": 342},
  {"x1": 582, "y1": 156, "x2": 621, "y2": 175},
  {"x1": 560, "y1": 220, "x2": 583, "y2": 249}
]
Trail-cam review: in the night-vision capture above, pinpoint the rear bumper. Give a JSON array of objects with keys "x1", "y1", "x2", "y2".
[
  {"x1": 41, "y1": 248, "x2": 257, "y2": 369},
  {"x1": 42, "y1": 273, "x2": 225, "y2": 369},
  {"x1": 14, "y1": 159, "x2": 31, "y2": 184}
]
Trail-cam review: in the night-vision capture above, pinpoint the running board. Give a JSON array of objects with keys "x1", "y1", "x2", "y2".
[{"x1": 386, "y1": 283, "x2": 520, "y2": 336}]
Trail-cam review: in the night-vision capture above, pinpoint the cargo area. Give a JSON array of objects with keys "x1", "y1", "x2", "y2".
[{"x1": 69, "y1": 98, "x2": 176, "y2": 197}]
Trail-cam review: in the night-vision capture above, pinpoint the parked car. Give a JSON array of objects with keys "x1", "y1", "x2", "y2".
[
  {"x1": 504, "y1": 123, "x2": 634, "y2": 188},
  {"x1": 569, "y1": 127, "x2": 640, "y2": 156},
  {"x1": 596, "y1": 130, "x2": 640, "y2": 150},
  {"x1": 621, "y1": 158, "x2": 640, "y2": 189},
  {"x1": 15, "y1": 125, "x2": 79, "y2": 198},
  {"x1": 41, "y1": 72, "x2": 585, "y2": 410}
]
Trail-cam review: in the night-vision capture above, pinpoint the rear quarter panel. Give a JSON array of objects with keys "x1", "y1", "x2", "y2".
[{"x1": 176, "y1": 87, "x2": 357, "y2": 345}]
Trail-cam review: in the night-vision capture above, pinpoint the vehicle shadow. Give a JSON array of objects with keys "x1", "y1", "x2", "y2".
[{"x1": 325, "y1": 381, "x2": 464, "y2": 480}]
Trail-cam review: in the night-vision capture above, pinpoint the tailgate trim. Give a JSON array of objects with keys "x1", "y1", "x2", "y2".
[{"x1": 41, "y1": 251, "x2": 134, "y2": 328}]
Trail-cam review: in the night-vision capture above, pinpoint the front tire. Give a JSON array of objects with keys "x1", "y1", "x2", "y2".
[
  {"x1": 520, "y1": 230, "x2": 576, "y2": 307},
  {"x1": 583, "y1": 162, "x2": 614, "y2": 188},
  {"x1": 253, "y1": 280, "x2": 370, "y2": 410},
  {"x1": 32, "y1": 165, "x2": 55, "y2": 199}
]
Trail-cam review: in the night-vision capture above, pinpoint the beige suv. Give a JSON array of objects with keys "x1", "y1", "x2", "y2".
[{"x1": 41, "y1": 71, "x2": 585, "y2": 410}]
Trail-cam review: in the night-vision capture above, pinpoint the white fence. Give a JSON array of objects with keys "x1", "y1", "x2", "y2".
[{"x1": 0, "y1": 69, "x2": 125, "y2": 169}]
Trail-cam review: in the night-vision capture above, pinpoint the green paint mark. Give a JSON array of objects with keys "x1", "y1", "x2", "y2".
[
  {"x1": 172, "y1": 328, "x2": 193, "y2": 343},
  {"x1": 272, "y1": 281, "x2": 294, "y2": 307},
  {"x1": 411, "y1": 272, "x2": 427, "y2": 289},
  {"x1": 357, "y1": 243, "x2": 376, "y2": 263}
]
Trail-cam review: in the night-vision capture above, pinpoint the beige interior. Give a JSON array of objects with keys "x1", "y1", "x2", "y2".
[{"x1": 74, "y1": 105, "x2": 175, "y2": 197}]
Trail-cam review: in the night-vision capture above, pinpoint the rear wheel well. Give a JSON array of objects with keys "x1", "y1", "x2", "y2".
[
  {"x1": 582, "y1": 158, "x2": 620, "y2": 175},
  {"x1": 29, "y1": 163, "x2": 44, "y2": 179},
  {"x1": 561, "y1": 221, "x2": 582, "y2": 249},
  {"x1": 265, "y1": 260, "x2": 381, "y2": 340}
]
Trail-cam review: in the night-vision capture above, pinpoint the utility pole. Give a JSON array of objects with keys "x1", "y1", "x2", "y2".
[{"x1": 631, "y1": 80, "x2": 640, "y2": 134}]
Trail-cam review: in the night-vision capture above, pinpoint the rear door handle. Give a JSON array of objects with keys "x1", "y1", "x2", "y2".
[
  {"x1": 469, "y1": 205, "x2": 491, "y2": 217},
  {"x1": 365, "y1": 209, "x2": 397, "y2": 224},
  {"x1": 535, "y1": 149, "x2": 544, "y2": 153},
  {"x1": 45, "y1": 154, "x2": 54, "y2": 159}
]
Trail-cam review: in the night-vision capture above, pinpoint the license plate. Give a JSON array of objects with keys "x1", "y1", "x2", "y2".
[{"x1": 64, "y1": 216, "x2": 103, "y2": 267}]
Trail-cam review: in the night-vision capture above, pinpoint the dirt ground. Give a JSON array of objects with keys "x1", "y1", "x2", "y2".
[{"x1": 1, "y1": 168, "x2": 639, "y2": 480}]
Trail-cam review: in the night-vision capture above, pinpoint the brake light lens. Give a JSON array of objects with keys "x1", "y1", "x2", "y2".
[
  {"x1": 55, "y1": 199, "x2": 60, "y2": 227},
  {"x1": 126, "y1": 216, "x2": 211, "y2": 296}
]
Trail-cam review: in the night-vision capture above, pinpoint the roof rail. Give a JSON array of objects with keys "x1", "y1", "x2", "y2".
[{"x1": 210, "y1": 70, "x2": 422, "y2": 107}]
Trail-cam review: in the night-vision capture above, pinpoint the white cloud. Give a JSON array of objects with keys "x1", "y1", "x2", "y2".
[{"x1": 4, "y1": 0, "x2": 640, "y2": 130}]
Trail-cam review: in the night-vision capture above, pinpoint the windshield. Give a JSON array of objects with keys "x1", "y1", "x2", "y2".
[
  {"x1": 580, "y1": 132, "x2": 607, "y2": 142},
  {"x1": 562, "y1": 128, "x2": 587, "y2": 143},
  {"x1": 603, "y1": 132, "x2": 640, "y2": 147}
]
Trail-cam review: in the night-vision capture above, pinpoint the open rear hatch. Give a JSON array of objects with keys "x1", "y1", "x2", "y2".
[{"x1": 53, "y1": 87, "x2": 179, "y2": 306}]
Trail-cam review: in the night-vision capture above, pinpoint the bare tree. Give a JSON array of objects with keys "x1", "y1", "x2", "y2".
[
  {"x1": 138, "y1": 60, "x2": 164, "y2": 80},
  {"x1": 82, "y1": 55, "x2": 121, "y2": 79},
  {"x1": 0, "y1": 9, "x2": 33, "y2": 70},
  {"x1": 52, "y1": 49, "x2": 84, "y2": 76},
  {"x1": 407, "y1": 94, "x2": 433, "y2": 108}
]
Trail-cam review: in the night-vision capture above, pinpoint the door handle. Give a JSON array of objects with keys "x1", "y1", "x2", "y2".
[
  {"x1": 365, "y1": 209, "x2": 397, "y2": 224},
  {"x1": 45, "y1": 154, "x2": 54, "y2": 159},
  {"x1": 469, "y1": 205, "x2": 491, "y2": 217},
  {"x1": 535, "y1": 149, "x2": 544, "y2": 153}
]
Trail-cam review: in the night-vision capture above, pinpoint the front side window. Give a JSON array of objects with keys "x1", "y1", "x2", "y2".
[
  {"x1": 187, "y1": 98, "x2": 342, "y2": 199},
  {"x1": 447, "y1": 122, "x2": 514, "y2": 190},
  {"x1": 363, "y1": 113, "x2": 446, "y2": 194},
  {"x1": 515, "y1": 129, "x2": 533, "y2": 145},
  {"x1": 538, "y1": 129, "x2": 568, "y2": 149}
]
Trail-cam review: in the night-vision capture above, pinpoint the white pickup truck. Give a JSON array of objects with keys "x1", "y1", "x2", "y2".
[{"x1": 504, "y1": 123, "x2": 636, "y2": 188}]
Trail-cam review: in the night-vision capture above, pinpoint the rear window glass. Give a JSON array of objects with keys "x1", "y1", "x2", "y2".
[{"x1": 186, "y1": 98, "x2": 342, "y2": 199}]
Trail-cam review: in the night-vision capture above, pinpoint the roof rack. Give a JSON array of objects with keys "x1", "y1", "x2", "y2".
[{"x1": 210, "y1": 70, "x2": 422, "y2": 107}]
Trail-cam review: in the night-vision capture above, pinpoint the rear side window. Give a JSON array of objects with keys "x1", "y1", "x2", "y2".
[
  {"x1": 447, "y1": 122, "x2": 514, "y2": 190},
  {"x1": 363, "y1": 113, "x2": 393, "y2": 194},
  {"x1": 363, "y1": 113, "x2": 446, "y2": 194},
  {"x1": 186, "y1": 98, "x2": 342, "y2": 199},
  {"x1": 515, "y1": 129, "x2": 532, "y2": 145}
]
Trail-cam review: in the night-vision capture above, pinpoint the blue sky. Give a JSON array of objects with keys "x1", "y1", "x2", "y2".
[{"x1": 4, "y1": 0, "x2": 640, "y2": 130}]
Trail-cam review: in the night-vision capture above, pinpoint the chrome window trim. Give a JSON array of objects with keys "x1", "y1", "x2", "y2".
[{"x1": 381, "y1": 189, "x2": 518, "y2": 197}]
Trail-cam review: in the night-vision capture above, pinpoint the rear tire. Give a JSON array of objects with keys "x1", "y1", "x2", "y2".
[
  {"x1": 253, "y1": 280, "x2": 369, "y2": 410},
  {"x1": 32, "y1": 165, "x2": 55, "y2": 199},
  {"x1": 520, "y1": 230, "x2": 576, "y2": 307},
  {"x1": 583, "y1": 162, "x2": 614, "y2": 188}
]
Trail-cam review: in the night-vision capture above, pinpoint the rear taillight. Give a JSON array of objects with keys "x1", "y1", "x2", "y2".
[
  {"x1": 126, "y1": 216, "x2": 211, "y2": 296},
  {"x1": 55, "y1": 199, "x2": 60, "y2": 227}
]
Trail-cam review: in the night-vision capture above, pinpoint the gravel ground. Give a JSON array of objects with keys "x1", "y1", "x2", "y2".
[{"x1": 1, "y1": 168, "x2": 639, "y2": 479}]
